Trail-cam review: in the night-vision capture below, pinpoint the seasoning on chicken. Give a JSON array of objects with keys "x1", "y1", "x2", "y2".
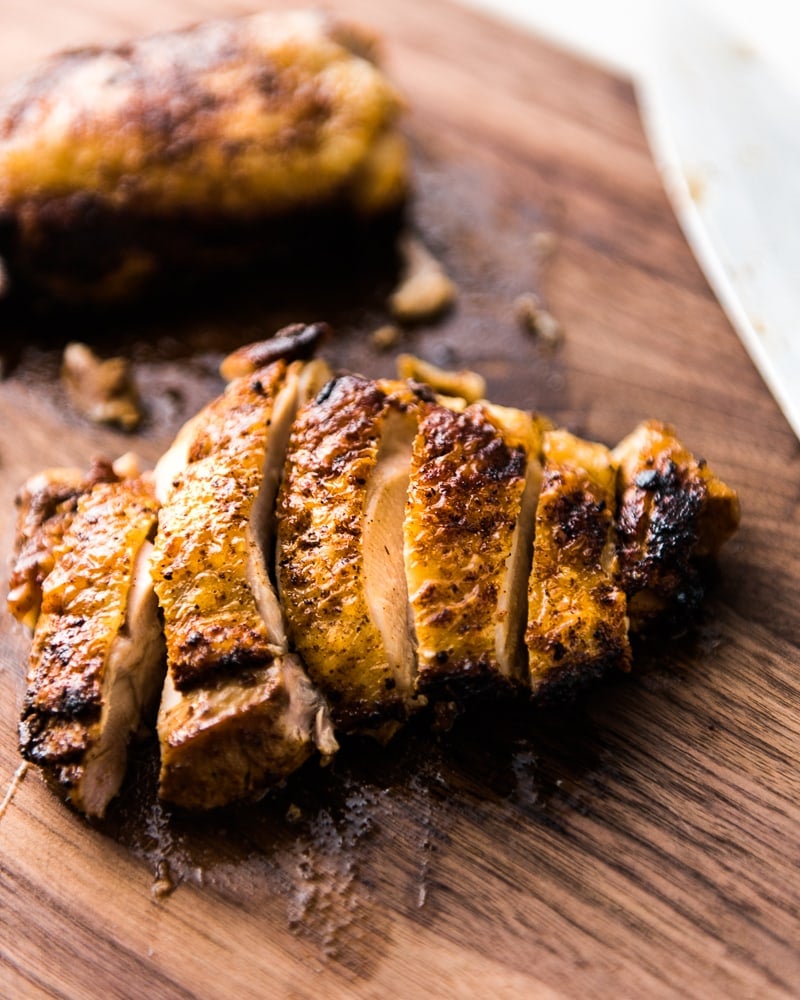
[
  {"x1": 18, "y1": 474, "x2": 163, "y2": 817},
  {"x1": 277, "y1": 374, "x2": 430, "y2": 735},
  {"x1": 0, "y1": 11, "x2": 408, "y2": 301},
  {"x1": 8, "y1": 456, "x2": 131, "y2": 630},
  {"x1": 526, "y1": 429, "x2": 631, "y2": 697},
  {"x1": 151, "y1": 353, "x2": 336, "y2": 809},
  {"x1": 404, "y1": 400, "x2": 547, "y2": 692},
  {"x1": 613, "y1": 420, "x2": 741, "y2": 632}
]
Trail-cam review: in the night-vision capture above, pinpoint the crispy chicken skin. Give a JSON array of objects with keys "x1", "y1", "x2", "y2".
[
  {"x1": 7, "y1": 459, "x2": 120, "y2": 630},
  {"x1": 151, "y1": 352, "x2": 335, "y2": 808},
  {"x1": 0, "y1": 11, "x2": 408, "y2": 300},
  {"x1": 404, "y1": 401, "x2": 545, "y2": 691},
  {"x1": 152, "y1": 362, "x2": 292, "y2": 690},
  {"x1": 613, "y1": 420, "x2": 741, "y2": 632},
  {"x1": 18, "y1": 475, "x2": 163, "y2": 817},
  {"x1": 526, "y1": 430, "x2": 631, "y2": 698},
  {"x1": 277, "y1": 374, "x2": 429, "y2": 732}
]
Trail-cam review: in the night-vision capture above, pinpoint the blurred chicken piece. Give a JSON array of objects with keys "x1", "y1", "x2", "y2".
[
  {"x1": 404, "y1": 400, "x2": 546, "y2": 692},
  {"x1": 61, "y1": 343, "x2": 142, "y2": 430},
  {"x1": 526, "y1": 429, "x2": 631, "y2": 697},
  {"x1": 0, "y1": 11, "x2": 408, "y2": 301},
  {"x1": 277, "y1": 374, "x2": 429, "y2": 735},
  {"x1": 613, "y1": 420, "x2": 741, "y2": 632},
  {"x1": 18, "y1": 475, "x2": 163, "y2": 817},
  {"x1": 151, "y1": 352, "x2": 336, "y2": 809}
]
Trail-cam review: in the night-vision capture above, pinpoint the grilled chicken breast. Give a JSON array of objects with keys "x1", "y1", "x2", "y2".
[
  {"x1": 18, "y1": 475, "x2": 163, "y2": 817},
  {"x1": 526, "y1": 429, "x2": 631, "y2": 697},
  {"x1": 613, "y1": 420, "x2": 741, "y2": 632},
  {"x1": 0, "y1": 11, "x2": 407, "y2": 301},
  {"x1": 404, "y1": 400, "x2": 546, "y2": 692},
  {"x1": 152, "y1": 355, "x2": 336, "y2": 808},
  {"x1": 8, "y1": 347, "x2": 742, "y2": 814},
  {"x1": 277, "y1": 374, "x2": 429, "y2": 734}
]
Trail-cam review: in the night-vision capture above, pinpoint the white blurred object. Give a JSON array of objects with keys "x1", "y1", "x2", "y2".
[
  {"x1": 459, "y1": 0, "x2": 799, "y2": 88},
  {"x1": 460, "y1": 0, "x2": 800, "y2": 439}
]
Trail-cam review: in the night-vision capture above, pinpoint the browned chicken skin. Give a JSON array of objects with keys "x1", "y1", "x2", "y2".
[
  {"x1": 526, "y1": 430, "x2": 631, "y2": 698},
  {"x1": 613, "y1": 420, "x2": 741, "y2": 632},
  {"x1": 405, "y1": 400, "x2": 546, "y2": 692}
]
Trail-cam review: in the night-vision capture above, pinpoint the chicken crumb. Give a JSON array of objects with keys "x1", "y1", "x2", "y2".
[
  {"x1": 514, "y1": 293, "x2": 564, "y2": 347},
  {"x1": 532, "y1": 230, "x2": 559, "y2": 264},
  {"x1": 389, "y1": 236, "x2": 457, "y2": 323},
  {"x1": 286, "y1": 803, "x2": 303, "y2": 824},
  {"x1": 397, "y1": 353, "x2": 486, "y2": 403},
  {"x1": 150, "y1": 861, "x2": 175, "y2": 900},
  {"x1": 62, "y1": 342, "x2": 142, "y2": 430},
  {"x1": 371, "y1": 324, "x2": 402, "y2": 351}
]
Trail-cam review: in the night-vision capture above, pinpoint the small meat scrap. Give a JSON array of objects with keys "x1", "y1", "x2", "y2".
[
  {"x1": 61, "y1": 343, "x2": 142, "y2": 430},
  {"x1": 514, "y1": 293, "x2": 563, "y2": 347},
  {"x1": 396, "y1": 354, "x2": 486, "y2": 403},
  {"x1": 371, "y1": 324, "x2": 402, "y2": 351},
  {"x1": 389, "y1": 236, "x2": 457, "y2": 323}
]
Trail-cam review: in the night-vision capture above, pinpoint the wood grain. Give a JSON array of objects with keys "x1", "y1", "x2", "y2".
[{"x1": 1, "y1": 1, "x2": 799, "y2": 998}]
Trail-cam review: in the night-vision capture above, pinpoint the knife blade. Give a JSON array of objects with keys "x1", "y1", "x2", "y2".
[{"x1": 638, "y1": 2, "x2": 800, "y2": 439}]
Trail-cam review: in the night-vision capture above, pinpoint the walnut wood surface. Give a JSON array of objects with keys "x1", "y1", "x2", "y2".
[{"x1": 1, "y1": 1, "x2": 799, "y2": 998}]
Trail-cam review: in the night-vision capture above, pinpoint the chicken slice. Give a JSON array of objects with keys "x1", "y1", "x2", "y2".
[
  {"x1": 0, "y1": 11, "x2": 407, "y2": 301},
  {"x1": 7, "y1": 458, "x2": 122, "y2": 629},
  {"x1": 157, "y1": 654, "x2": 336, "y2": 811},
  {"x1": 18, "y1": 476, "x2": 163, "y2": 817},
  {"x1": 404, "y1": 400, "x2": 546, "y2": 692},
  {"x1": 526, "y1": 429, "x2": 631, "y2": 697},
  {"x1": 151, "y1": 357, "x2": 335, "y2": 808},
  {"x1": 277, "y1": 374, "x2": 428, "y2": 734},
  {"x1": 612, "y1": 420, "x2": 741, "y2": 632}
]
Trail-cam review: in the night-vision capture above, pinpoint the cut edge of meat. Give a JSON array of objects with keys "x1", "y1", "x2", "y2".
[
  {"x1": 362, "y1": 405, "x2": 419, "y2": 707},
  {"x1": 157, "y1": 653, "x2": 336, "y2": 810},
  {"x1": 72, "y1": 538, "x2": 165, "y2": 817}
]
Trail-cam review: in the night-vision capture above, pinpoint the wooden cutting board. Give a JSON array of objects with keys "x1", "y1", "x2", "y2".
[{"x1": 1, "y1": 1, "x2": 799, "y2": 997}]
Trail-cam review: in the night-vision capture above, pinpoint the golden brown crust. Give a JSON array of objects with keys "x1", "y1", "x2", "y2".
[
  {"x1": 277, "y1": 374, "x2": 429, "y2": 729},
  {"x1": 526, "y1": 430, "x2": 631, "y2": 697},
  {"x1": 19, "y1": 477, "x2": 159, "y2": 789},
  {"x1": 613, "y1": 420, "x2": 741, "y2": 632},
  {"x1": 7, "y1": 458, "x2": 120, "y2": 629},
  {"x1": 0, "y1": 12, "x2": 407, "y2": 299},
  {"x1": 151, "y1": 362, "x2": 289, "y2": 690},
  {"x1": 405, "y1": 402, "x2": 531, "y2": 689}
]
